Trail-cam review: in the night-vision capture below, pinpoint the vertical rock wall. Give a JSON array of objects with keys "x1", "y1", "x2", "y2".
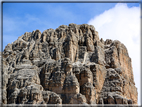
[{"x1": 2, "y1": 24, "x2": 137, "y2": 105}]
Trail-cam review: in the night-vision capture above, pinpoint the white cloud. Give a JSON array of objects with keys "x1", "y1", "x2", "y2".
[{"x1": 88, "y1": 3, "x2": 140, "y2": 105}]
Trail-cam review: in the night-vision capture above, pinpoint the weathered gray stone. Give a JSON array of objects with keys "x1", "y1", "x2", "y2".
[{"x1": 2, "y1": 24, "x2": 137, "y2": 105}]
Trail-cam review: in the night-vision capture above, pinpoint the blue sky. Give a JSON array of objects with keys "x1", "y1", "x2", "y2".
[
  {"x1": 2, "y1": 2, "x2": 141, "y2": 105},
  {"x1": 3, "y1": 3, "x2": 139, "y2": 49}
]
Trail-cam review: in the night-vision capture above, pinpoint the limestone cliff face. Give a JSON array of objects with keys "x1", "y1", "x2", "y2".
[{"x1": 2, "y1": 24, "x2": 137, "y2": 105}]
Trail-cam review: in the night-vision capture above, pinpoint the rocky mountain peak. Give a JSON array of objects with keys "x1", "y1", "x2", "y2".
[{"x1": 2, "y1": 23, "x2": 137, "y2": 105}]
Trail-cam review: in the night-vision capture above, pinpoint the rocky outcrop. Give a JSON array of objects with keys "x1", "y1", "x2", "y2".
[{"x1": 2, "y1": 24, "x2": 137, "y2": 105}]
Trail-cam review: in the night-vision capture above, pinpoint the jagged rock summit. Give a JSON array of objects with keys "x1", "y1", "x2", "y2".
[{"x1": 2, "y1": 23, "x2": 137, "y2": 105}]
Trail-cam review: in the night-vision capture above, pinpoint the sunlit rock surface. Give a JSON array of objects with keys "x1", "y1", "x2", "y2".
[{"x1": 2, "y1": 24, "x2": 137, "y2": 105}]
